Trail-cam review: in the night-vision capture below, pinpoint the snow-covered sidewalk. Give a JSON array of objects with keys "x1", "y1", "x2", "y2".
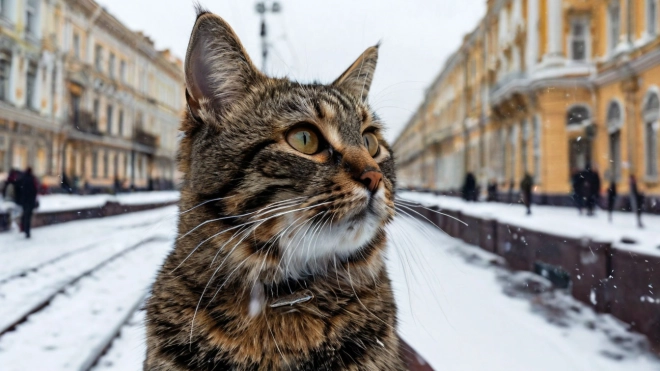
[
  {"x1": 0, "y1": 208, "x2": 658, "y2": 370},
  {"x1": 398, "y1": 191, "x2": 660, "y2": 257},
  {"x1": 35, "y1": 191, "x2": 180, "y2": 213}
]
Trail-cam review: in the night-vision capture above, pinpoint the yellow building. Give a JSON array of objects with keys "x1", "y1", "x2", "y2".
[
  {"x1": 394, "y1": 0, "x2": 660, "y2": 211},
  {"x1": 0, "y1": 0, "x2": 184, "y2": 192}
]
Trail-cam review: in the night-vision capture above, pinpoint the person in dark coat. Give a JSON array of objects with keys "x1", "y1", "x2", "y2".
[
  {"x1": 487, "y1": 179, "x2": 498, "y2": 202},
  {"x1": 629, "y1": 175, "x2": 644, "y2": 228},
  {"x1": 520, "y1": 173, "x2": 534, "y2": 215},
  {"x1": 17, "y1": 167, "x2": 38, "y2": 238},
  {"x1": 462, "y1": 173, "x2": 477, "y2": 202},
  {"x1": 607, "y1": 180, "x2": 617, "y2": 223},
  {"x1": 571, "y1": 168, "x2": 585, "y2": 215},
  {"x1": 585, "y1": 165, "x2": 600, "y2": 216}
]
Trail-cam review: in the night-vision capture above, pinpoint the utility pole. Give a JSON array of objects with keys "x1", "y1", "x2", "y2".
[{"x1": 255, "y1": 1, "x2": 281, "y2": 72}]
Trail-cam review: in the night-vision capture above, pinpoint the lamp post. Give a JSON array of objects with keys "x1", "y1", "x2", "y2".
[{"x1": 255, "y1": 1, "x2": 281, "y2": 72}]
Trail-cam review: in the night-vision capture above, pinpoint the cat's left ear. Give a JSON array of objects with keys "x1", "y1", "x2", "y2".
[{"x1": 332, "y1": 44, "x2": 379, "y2": 102}]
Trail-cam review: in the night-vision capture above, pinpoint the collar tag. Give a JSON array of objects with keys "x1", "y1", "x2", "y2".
[{"x1": 269, "y1": 290, "x2": 314, "y2": 308}]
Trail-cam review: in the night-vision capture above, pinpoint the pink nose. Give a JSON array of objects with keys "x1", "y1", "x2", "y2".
[{"x1": 359, "y1": 170, "x2": 382, "y2": 193}]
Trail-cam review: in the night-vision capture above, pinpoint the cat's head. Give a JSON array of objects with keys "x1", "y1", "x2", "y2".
[{"x1": 178, "y1": 9, "x2": 395, "y2": 279}]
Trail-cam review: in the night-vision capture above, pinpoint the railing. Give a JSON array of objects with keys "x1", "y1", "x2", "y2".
[
  {"x1": 134, "y1": 128, "x2": 158, "y2": 148},
  {"x1": 489, "y1": 71, "x2": 527, "y2": 97},
  {"x1": 71, "y1": 111, "x2": 102, "y2": 136}
]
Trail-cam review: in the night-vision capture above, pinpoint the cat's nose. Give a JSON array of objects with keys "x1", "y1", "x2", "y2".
[{"x1": 359, "y1": 170, "x2": 382, "y2": 193}]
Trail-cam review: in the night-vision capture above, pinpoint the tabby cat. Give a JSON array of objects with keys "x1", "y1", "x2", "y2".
[{"x1": 145, "y1": 7, "x2": 404, "y2": 370}]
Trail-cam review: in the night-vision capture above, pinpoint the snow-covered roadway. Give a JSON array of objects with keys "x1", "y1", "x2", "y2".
[{"x1": 0, "y1": 206, "x2": 658, "y2": 370}]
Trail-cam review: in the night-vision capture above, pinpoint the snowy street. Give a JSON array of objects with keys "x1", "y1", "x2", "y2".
[{"x1": 0, "y1": 206, "x2": 658, "y2": 370}]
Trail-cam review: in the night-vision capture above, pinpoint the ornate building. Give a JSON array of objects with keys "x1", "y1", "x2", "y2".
[
  {"x1": 0, "y1": 0, "x2": 184, "y2": 191},
  {"x1": 394, "y1": 0, "x2": 660, "y2": 211}
]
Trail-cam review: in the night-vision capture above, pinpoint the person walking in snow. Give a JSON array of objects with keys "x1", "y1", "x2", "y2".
[
  {"x1": 629, "y1": 174, "x2": 644, "y2": 228},
  {"x1": 571, "y1": 168, "x2": 585, "y2": 215},
  {"x1": 607, "y1": 180, "x2": 617, "y2": 223},
  {"x1": 584, "y1": 165, "x2": 600, "y2": 216},
  {"x1": 520, "y1": 173, "x2": 534, "y2": 215},
  {"x1": 16, "y1": 168, "x2": 38, "y2": 238},
  {"x1": 462, "y1": 172, "x2": 477, "y2": 202}
]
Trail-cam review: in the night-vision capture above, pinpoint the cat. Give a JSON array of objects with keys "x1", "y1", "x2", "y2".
[{"x1": 145, "y1": 6, "x2": 404, "y2": 370}]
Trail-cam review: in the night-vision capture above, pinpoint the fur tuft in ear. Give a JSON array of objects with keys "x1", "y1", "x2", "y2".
[
  {"x1": 332, "y1": 45, "x2": 379, "y2": 102},
  {"x1": 184, "y1": 11, "x2": 263, "y2": 119}
]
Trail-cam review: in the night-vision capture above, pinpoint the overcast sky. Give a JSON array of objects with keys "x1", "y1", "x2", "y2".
[{"x1": 96, "y1": 0, "x2": 485, "y2": 143}]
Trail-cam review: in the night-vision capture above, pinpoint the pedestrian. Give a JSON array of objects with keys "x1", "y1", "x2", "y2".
[
  {"x1": 487, "y1": 179, "x2": 498, "y2": 202},
  {"x1": 629, "y1": 174, "x2": 644, "y2": 228},
  {"x1": 607, "y1": 180, "x2": 617, "y2": 223},
  {"x1": 16, "y1": 167, "x2": 39, "y2": 238},
  {"x1": 520, "y1": 173, "x2": 534, "y2": 215},
  {"x1": 570, "y1": 168, "x2": 584, "y2": 215},
  {"x1": 584, "y1": 165, "x2": 600, "y2": 216},
  {"x1": 462, "y1": 172, "x2": 477, "y2": 202}
]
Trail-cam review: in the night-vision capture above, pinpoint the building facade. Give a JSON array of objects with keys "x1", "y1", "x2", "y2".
[
  {"x1": 0, "y1": 0, "x2": 184, "y2": 192},
  {"x1": 394, "y1": 0, "x2": 660, "y2": 211}
]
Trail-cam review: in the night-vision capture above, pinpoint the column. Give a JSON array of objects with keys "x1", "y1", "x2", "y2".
[{"x1": 543, "y1": 0, "x2": 564, "y2": 65}]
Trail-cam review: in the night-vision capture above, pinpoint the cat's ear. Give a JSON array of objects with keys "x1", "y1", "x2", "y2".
[
  {"x1": 185, "y1": 10, "x2": 262, "y2": 118},
  {"x1": 332, "y1": 44, "x2": 379, "y2": 101}
]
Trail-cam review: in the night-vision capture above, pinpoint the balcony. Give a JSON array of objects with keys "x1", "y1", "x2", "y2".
[
  {"x1": 71, "y1": 111, "x2": 103, "y2": 136},
  {"x1": 489, "y1": 71, "x2": 528, "y2": 104},
  {"x1": 134, "y1": 128, "x2": 158, "y2": 149}
]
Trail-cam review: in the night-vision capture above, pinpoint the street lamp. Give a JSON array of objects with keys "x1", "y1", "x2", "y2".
[{"x1": 255, "y1": 1, "x2": 281, "y2": 72}]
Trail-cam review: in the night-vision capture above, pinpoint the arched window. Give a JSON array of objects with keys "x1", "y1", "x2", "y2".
[
  {"x1": 607, "y1": 101, "x2": 622, "y2": 180},
  {"x1": 643, "y1": 92, "x2": 659, "y2": 178},
  {"x1": 566, "y1": 105, "x2": 590, "y2": 126},
  {"x1": 648, "y1": 0, "x2": 658, "y2": 36}
]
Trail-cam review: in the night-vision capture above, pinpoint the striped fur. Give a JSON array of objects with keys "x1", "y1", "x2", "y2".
[{"x1": 145, "y1": 7, "x2": 402, "y2": 370}]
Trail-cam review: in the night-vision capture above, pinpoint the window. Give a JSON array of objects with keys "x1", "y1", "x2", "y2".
[
  {"x1": 569, "y1": 19, "x2": 588, "y2": 61},
  {"x1": 643, "y1": 92, "x2": 659, "y2": 178},
  {"x1": 508, "y1": 127, "x2": 517, "y2": 181},
  {"x1": 118, "y1": 110, "x2": 124, "y2": 136},
  {"x1": 533, "y1": 115, "x2": 541, "y2": 182},
  {"x1": 566, "y1": 106, "x2": 590, "y2": 126},
  {"x1": 71, "y1": 93, "x2": 80, "y2": 127},
  {"x1": 95, "y1": 44, "x2": 103, "y2": 71},
  {"x1": 108, "y1": 53, "x2": 115, "y2": 79},
  {"x1": 120, "y1": 60, "x2": 126, "y2": 83},
  {"x1": 51, "y1": 67, "x2": 57, "y2": 111},
  {"x1": 93, "y1": 99, "x2": 100, "y2": 129},
  {"x1": 73, "y1": 33, "x2": 80, "y2": 59},
  {"x1": 609, "y1": 2, "x2": 620, "y2": 53},
  {"x1": 0, "y1": 0, "x2": 8, "y2": 19},
  {"x1": 106, "y1": 104, "x2": 113, "y2": 134},
  {"x1": 26, "y1": 0, "x2": 38, "y2": 37},
  {"x1": 103, "y1": 150, "x2": 109, "y2": 178},
  {"x1": 521, "y1": 120, "x2": 529, "y2": 173},
  {"x1": 92, "y1": 151, "x2": 98, "y2": 178},
  {"x1": 0, "y1": 51, "x2": 9, "y2": 101},
  {"x1": 26, "y1": 62, "x2": 37, "y2": 109},
  {"x1": 607, "y1": 101, "x2": 623, "y2": 180},
  {"x1": 648, "y1": 0, "x2": 658, "y2": 36}
]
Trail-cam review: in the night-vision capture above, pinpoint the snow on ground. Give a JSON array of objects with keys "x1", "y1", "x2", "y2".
[
  {"x1": 0, "y1": 239, "x2": 174, "y2": 371},
  {"x1": 17, "y1": 190, "x2": 180, "y2": 213},
  {"x1": 387, "y1": 216, "x2": 659, "y2": 370},
  {"x1": 0, "y1": 206, "x2": 178, "y2": 281},
  {"x1": 0, "y1": 205, "x2": 658, "y2": 370},
  {"x1": 399, "y1": 191, "x2": 660, "y2": 257}
]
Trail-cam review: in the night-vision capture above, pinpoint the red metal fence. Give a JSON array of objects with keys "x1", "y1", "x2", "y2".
[{"x1": 406, "y1": 203, "x2": 660, "y2": 351}]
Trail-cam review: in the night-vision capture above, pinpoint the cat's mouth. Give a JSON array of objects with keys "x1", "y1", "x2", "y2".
[{"x1": 276, "y1": 186, "x2": 390, "y2": 277}]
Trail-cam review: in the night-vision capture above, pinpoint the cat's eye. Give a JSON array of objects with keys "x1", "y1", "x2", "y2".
[
  {"x1": 363, "y1": 132, "x2": 379, "y2": 157},
  {"x1": 287, "y1": 127, "x2": 319, "y2": 155}
]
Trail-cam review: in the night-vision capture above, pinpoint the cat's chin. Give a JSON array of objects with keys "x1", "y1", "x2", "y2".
[{"x1": 277, "y1": 188, "x2": 390, "y2": 278}]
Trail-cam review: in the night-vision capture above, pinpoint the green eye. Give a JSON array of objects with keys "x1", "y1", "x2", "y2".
[
  {"x1": 287, "y1": 127, "x2": 319, "y2": 155},
  {"x1": 363, "y1": 132, "x2": 379, "y2": 157}
]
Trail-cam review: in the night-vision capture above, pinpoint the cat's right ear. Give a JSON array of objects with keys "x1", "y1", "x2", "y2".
[{"x1": 185, "y1": 11, "x2": 262, "y2": 121}]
